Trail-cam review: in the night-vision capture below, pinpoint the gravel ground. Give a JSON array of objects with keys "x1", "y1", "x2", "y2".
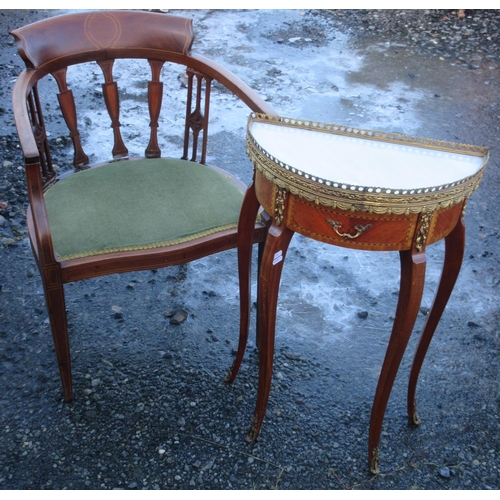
[{"x1": 0, "y1": 9, "x2": 499, "y2": 490}]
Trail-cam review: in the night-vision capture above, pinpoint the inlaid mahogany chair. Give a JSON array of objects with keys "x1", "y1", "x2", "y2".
[{"x1": 11, "y1": 10, "x2": 274, "y2": 402}]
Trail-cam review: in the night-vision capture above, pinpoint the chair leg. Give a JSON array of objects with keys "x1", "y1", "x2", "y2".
[
  {"x1": 42, "y1": 269, "x2": 73, "y2": 402},
  {"x1": 407, "y1": 217, "x2": 465, "y2": 426},
  {"x1": 226, "y1": 182, "x2": 262, "y2": 383},
  {"x1": 247, "y1": 223, "x2": 294, "y2": 442},
  {"x1": 368, "y1": 248, "x2": 426, "y2": 474}
]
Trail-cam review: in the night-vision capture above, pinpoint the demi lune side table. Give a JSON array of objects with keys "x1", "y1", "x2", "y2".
[{"x1": 227, "y1": 113, "x2": 489, "y2": 474}]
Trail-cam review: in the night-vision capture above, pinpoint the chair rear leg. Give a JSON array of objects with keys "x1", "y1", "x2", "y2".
[{"x1": 42, "y1": 275, "x2": 73, "y2": 402}]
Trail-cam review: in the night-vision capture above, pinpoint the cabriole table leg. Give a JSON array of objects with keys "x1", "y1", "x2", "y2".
[
  {"x1": 247, "y1": 223, "x2": 294, "y2": 442},
  {"x1": 407, "y1": 217, "x2": 466, "y2": 426},
  {"x1": 368, "y1": 247, "x2": 427, "y2": 474}
]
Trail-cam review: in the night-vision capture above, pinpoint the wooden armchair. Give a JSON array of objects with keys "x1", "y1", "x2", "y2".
[{"x1": 11, "y1": 10, "x2": 274, "y2": 402}]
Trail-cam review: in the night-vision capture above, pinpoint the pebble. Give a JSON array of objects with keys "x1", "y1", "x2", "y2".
[
  {"x1": 438, "y1": 466, "x2": 451, "y2": 478},
  {"x1": 170, "y1": 310, "x2": 188, "y2": 325}
]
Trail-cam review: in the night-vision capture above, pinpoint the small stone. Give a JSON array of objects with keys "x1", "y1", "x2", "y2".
[
  {"x1": 438, "y1": 466, "x2": 451, "y2": 478},
  {"x1": 357, "y1": 310, "x2": 368, "y2": 319},
  {"x1": 170, "y1": 310, "x2": 188, "y2": 325},
  {"x1": 467, "y1": 321, "x2": 480, "y2": 328}
]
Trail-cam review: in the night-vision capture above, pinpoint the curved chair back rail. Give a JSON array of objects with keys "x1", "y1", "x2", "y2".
[
  {"x1": 11, "y1": 10, "x2": 274, "y2": 402},
  {"x1": 12, "y1": 10, "x2": 195, "y2": 70}
]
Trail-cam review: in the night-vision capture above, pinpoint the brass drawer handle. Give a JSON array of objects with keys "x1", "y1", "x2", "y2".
[{"x1": 326, "y1": 218, "x2": 373, "y2": 239}]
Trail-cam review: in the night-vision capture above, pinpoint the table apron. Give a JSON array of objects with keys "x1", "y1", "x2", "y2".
[{"x1": 255, "y1": 170, "x2": 465, "y2": 251}]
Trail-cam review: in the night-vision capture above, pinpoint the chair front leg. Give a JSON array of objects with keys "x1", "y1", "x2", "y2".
[
  {"x1": 226, "y1": 181, "x2": 262, "y2": 383},
  {"x1": 42, "y1": 265, "x2": 73, "y2": 402}
]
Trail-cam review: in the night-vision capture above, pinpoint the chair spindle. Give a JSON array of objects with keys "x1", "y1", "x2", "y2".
[
  {"x1": 51, "y1": 68, "x2": 90, "y2": 170},
  {"x1": 27, "y1": 84, "x2": 56, "y2": 189},
  {"x1": 145, "y1": 60, "x2": 165, "y2": 158}
]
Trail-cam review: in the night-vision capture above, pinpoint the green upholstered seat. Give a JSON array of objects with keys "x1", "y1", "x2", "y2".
[{"x1": 44, "y1": 158, "x2": 244, "y2": 261}]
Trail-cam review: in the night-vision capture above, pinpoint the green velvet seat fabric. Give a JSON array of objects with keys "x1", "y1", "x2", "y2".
[{"x1": 44, "y1": 158, "x2": 244, "y2": 261}]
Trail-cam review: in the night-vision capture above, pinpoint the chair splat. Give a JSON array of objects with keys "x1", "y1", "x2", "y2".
[
  {"x1": 97, "y1": 59, "x2": 129, "y2": 160},
  {"x1": 183, "y1": 68, "x2": 212, "y2": 165}
]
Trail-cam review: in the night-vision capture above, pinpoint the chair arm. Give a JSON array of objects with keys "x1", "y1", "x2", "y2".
[
  {"x1": 13, "y1": 70, "x2": 58, "y2": 266},
  {"x1": 12, "y1": 69, "x2": 39, "y2": 161}
]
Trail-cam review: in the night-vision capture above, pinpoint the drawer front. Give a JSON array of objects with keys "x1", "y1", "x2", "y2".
[
  {"x1": 287, "y1": 196, "x2": 418, "y2": 251},
  {"x1": 427, "y1": 202, "x2": 463, "y2": 245}
]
